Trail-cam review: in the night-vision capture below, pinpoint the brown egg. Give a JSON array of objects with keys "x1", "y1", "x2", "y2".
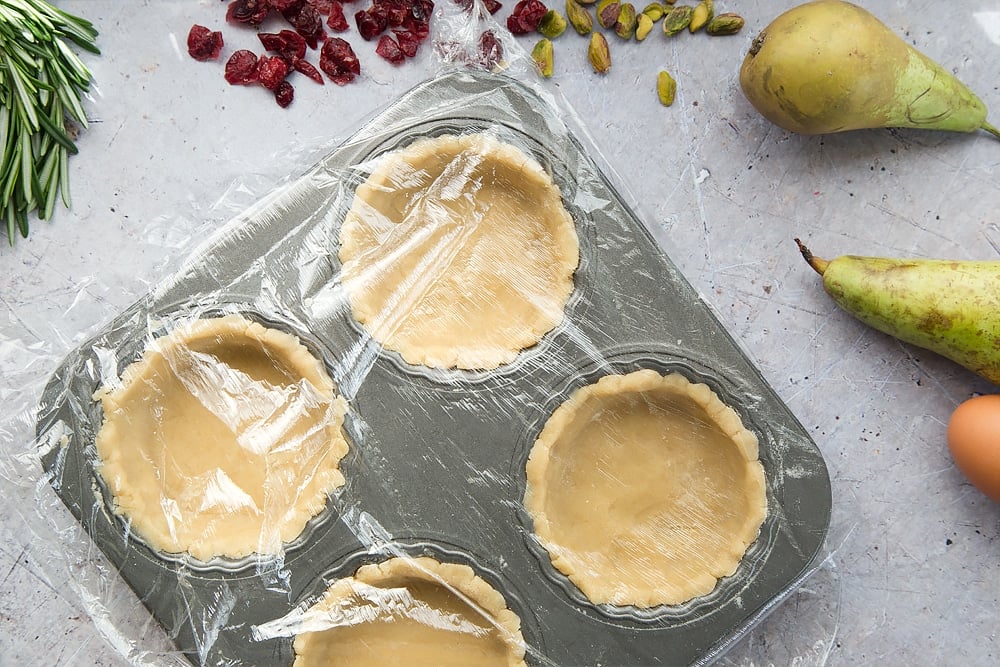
[{"x1": 947, "y1": 394, "x2": 1000, "y2": 502}]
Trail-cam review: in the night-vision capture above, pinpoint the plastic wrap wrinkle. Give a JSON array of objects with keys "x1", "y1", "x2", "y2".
[
  {"x1": 524, "y1": 369, "x2": 768, "y2": 608},
  {"x1": 93, "y1": 314, "x2": 350, "y2": 561},
  {"x1": 275, "y1": 556, "x2": 527, "y2": 666},
  {"x1": 9, "y1": 67, "x2": 834, "y2": 667},
  {"x1": 339, "y1": 133, "x2": 579, "y2": 370}
]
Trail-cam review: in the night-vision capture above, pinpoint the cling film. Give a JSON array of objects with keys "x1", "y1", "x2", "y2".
[{"x1": 32, "y1": 70, "x2": 830, "y2": 666}]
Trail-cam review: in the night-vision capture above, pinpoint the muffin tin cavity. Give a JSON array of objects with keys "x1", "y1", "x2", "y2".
[
  {"x1": 93, "y1": 312, "x2": 348, "y2": 563},
  {"x1": 524, "y1": 367, "x2": 767, "y2": 610},
  {"x1": 262, "y1": 541, "x2": 537, "y2": 667},
  {"x1": 515, "y1": 350, "x2": 795, "y2": 627},
  {"x1": 321, "y1": 119, "x2": 598, "y2": 389}
]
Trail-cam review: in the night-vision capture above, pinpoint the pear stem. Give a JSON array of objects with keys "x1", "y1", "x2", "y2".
[
  {"x1": 794, "y1": 238, "x2": 829, "y2": 275},
  {"x1": 982, "y1": 121, "x2": 1000, "y2": 141}
]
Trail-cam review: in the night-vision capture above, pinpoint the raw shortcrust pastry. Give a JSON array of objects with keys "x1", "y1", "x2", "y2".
[
  {"x1": 292, "y1": 556, "x2": 527, "y2": 667},
  {"x1": 524, "y1": 369, "x2": 767, "y2": 607},
  {"x1": 338, "y1": 133, "x2": 579, "y2": 370},
  {"x1": 94, "y1": 314, "x2": 349, "y2": 561}
]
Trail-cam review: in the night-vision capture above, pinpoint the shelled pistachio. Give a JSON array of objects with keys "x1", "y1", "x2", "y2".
[
  {"x1": 615, "y1": 3, "x2": 638, "y2": 39},
  {"x1": 588, "y1": 31, "x2": 611, "y2": 72},
  {"x1": 689, "y1": 0, "x2": 713, "y2": 32},
  {"x1": 532, "y1": 38, "x2": 555, "y2": 76},
  {"x1": 635, "y1": 12, "x2": 654, "y2": 40},
  {"x1": 642, "y1": 2, "x2": 665, "y2": 21},
  {"x1": 662, "y1": 5, "x2": 693, "y2": 36},
  {"x1": 596, "y1": 0, "x2": 620, "y2": 29},
  {"x1": 657, "y1": 70, "x2": 677, "y2": 105},
  {"x1": 706, "y1": 12, "x2": 743, "y2": 35},
  {"x1": 566, "y1": 0, "x2": 594, "y2": 34},
  {"x1": 539, "y1": 9, "x2": 568, "y2": 37}
]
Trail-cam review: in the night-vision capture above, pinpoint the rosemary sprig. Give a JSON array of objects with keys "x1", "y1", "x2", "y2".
[{"x1": 0, "y1": 0, "x2": 98, "y2": 245}]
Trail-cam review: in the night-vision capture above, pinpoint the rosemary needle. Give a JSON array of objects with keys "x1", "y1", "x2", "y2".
[{"x1": 0, "y1": 0, "x2": 98, "y2": 245}]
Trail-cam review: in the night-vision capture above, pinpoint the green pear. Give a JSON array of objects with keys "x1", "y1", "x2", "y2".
[
  {"x1": 740, "y1": 0, "x2": 1000, "y2": 139},
  {"x1": 795, "y1": 239, "x2": 1000, "y2": 385}
]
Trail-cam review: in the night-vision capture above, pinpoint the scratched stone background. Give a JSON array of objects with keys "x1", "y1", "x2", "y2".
[{"x1": 1, "y1": 1, "x2": 999, "y2": 665}]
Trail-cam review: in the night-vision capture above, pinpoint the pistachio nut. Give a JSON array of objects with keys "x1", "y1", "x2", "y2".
[
  {"x1": 596, "y1": 0, "x2": 620, "y2": 29},
  {"x1": 662, "y1": 5, "x2": 692, "y2": 36},
  {"x1": 641, "y1": 2, "x2": 664, "y2": 21},
  {"x1": 566, "y1": 0, "x2": 594, "y2": 35},
  {"x1": 588, "y1": 31, "x2": 611, "y2": 73},
  {"x1": 532, "y1": 38, "x2": 555, "y2": 77},
  {"x1": 576, "y1": 0, "x2": 597, "y2": 4},
  {"x1": 705, "y1": 12, "x2": 744, "y2": 35},
  {"x1": 635, "y1": 12, "x2": 654, "y2": 40},
  {"x1": 688, "y1": 0, "x2": 713, "y2": 33},
  {"x1": 538, "y1": 9, "x2": 568, "y2": 38},
  {"x1": 657, "y1": 70, "x2": 676, "y2": 106},
  {"x1": 614, "y1": 3, "x2": 637, "y2": 39}
]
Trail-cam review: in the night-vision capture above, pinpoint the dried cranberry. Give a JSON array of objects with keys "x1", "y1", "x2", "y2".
[
  {"x1": 255, "y1": 55, "x2": 291, "y2": 90},
  {"x1": 452, "y1": 0, "x2": 498, "y2": 12},
  {"x1": 258, "y1": 29, "x2": 308, "y2": 62},
  {"x1": 506, "y1": 0, "x2": 546, "y2": 34},
  {"x1": 226, "y1": 0, "x2": 271, "y2": 25},
  {"x1": 393, "y1": 29, "x2": 420, "y2": 57},
  {"x1": 319, "y1": 37, "x2": 360, "y2": 84},
  {"x1": 327, "y1": 1, "x2": 350, "y2": 30},
  {"x1": 401, "y1": 0, "x2": 432, "y2": 38},
  {"x1": 401, "y1": 20, "x2": 428, "y2": 41},
  {"x1": 283, "y1": 3, "x2": 325, "y2": 49},
  {"x1": 355, "y1": 8, "x2": 387, "y2": 40},
  {"x1": 258, "y1": 32, "x2": 285, "y2": 53},
  {"x1": 379, "y1": 0, "x2": 409, "y2": 28},
  {"x1": 315, "y1": 0, "x2": 356, "y2": 11},
  {"x1": 224, "y1": 49, "x2": 260, "y2": 84},
  {"x1": 187, "y1": 25, "x2": 224, "y2": 61},
  {"x1": 274, "y1": 80, "x2": 295, "y2": 107},
  {"x1": 477, "y1": 29, "x2": 503, "y2": 70},
  {"x1": 205, "y1": 0, "x2": 437, "y2": 107},
  {"x1": 282, "y1": 30, "x2": 307, "y2": 58},
  {"x1": 408, "y1": 0, "x2": 433, "y2": 24},
  {"x1": 294, "y1": 58, "x2": 325, "y2": 84},
  {"x1": 375, "y1": 34, "x2": 405, "y2": 64}
]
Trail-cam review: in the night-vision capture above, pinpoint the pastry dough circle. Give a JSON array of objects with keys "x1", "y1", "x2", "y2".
[
  {"x1": 94, "y1": 314, "x2": 349, "y2": 561},
  {"x1": 524, "y1": 369, "x2": 767, "y2": 607},
  {"x1": 338, "y1": 133, "x2": 579, "y2": 370},
  {"x1": 293, "y1": 556, "x2": 527, "y2": 667}
]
